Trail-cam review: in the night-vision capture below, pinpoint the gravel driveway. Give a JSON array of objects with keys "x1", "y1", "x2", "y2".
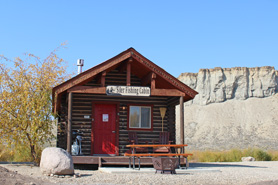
[{"x1": 1, "y1": 161, "x2": 278, "y2": 185}]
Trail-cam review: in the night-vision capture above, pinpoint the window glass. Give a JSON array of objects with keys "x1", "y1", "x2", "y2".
[
  {"x1": 141, "y1": 107, "x2": 150, "y2": 128},
  {"x1": 129, "y1": 106, "x2": 151, "y2": 129},
  {"x1": 130, "y1": 106, "x2": 140, "y2": 128}
]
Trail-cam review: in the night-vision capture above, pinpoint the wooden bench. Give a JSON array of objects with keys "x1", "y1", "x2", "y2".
[{"x1": 124, "y1": 153, "x2": 193, "y2": 170}]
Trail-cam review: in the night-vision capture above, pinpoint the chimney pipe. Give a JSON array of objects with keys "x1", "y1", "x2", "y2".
[{"x1": 77, "y1": 59, "x2": 84, "y2": 74}]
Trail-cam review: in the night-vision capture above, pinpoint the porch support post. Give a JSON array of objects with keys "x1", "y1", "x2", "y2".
[
  {"x1": 126, "y1": 58, "x2": 132, "y2": 86},
  {"x1": 180, "y1": 96, "x2": 184, "y2": 145},
  {"x1": 67, "y1": 92, "x2": 73, "y2": 154}
]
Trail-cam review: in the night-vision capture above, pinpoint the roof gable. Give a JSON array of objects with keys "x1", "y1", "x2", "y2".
[
  {"x1": 53, "y1": 48, "x2": 133, "y2": 95},
  {"x1": 52, "y1": 48, "x2": 198, "y2": 112}
]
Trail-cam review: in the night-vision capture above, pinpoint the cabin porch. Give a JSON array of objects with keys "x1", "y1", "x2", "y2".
[{"x1": 72, "y1": 155, "x2": 187, "y2": 167}]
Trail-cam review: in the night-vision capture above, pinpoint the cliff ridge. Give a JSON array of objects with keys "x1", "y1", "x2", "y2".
[{"x1": 178, "y1": 66, "x2": 278, "y2": 105}]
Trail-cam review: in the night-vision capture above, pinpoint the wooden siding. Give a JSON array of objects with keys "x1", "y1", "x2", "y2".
[
  {"x1": 57, "y1": 94, "x2": 67, "y2": 150},
  {"x1": 105, "y1": 70, "x2": 142, "y2": 86}
]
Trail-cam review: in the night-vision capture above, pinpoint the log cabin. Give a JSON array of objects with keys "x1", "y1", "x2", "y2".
[{"x1": 52, "y1": 48, "x2": 198, "y2": 166}]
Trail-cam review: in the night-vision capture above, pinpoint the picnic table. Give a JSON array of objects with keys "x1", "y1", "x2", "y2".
[{"x1": 124, "y1": 144, "x2": 192, "y2": 170}]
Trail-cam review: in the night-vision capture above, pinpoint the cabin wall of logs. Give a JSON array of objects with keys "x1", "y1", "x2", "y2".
[{"x1": 57, "y1": 70, "x2": 179, "y2": 156}]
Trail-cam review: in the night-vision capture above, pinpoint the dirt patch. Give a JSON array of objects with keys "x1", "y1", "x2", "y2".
[
  {"x1": 0, "y1": 166, "x2": 51, "y2": 185},
  {"x1": 250, "y1": 180, "x2": 278, "y2": 185}
]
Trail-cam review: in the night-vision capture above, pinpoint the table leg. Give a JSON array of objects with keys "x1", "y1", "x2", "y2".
[
  {"x1": 133, "y1": 156, "x2": 135, "y2": 169},
  {"x1": 178, "y1": 156, "x2": 181, "y2": 168},
  {"x1": 129, "y1": 157, "x2": 131, "y2": 168},
  {"x1": 132, "y1": 146, "x2": 136, "y2": 169},
  {"x1": 138, "y1": 157, "x2": 141, "y2": 170}
]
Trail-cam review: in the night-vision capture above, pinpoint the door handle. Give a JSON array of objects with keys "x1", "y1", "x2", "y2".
[{"x1": 112, "y1": 131, "x2": 116, "y2": 133}]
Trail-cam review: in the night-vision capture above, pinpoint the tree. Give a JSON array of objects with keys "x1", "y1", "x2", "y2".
[{"x1": 0, "y1": 45, "x2": 71, "y2": 163}]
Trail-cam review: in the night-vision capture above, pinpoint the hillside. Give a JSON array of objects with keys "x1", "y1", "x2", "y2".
[{"x1": 176, "y1": 66, "x2": 278, "y2": 150}]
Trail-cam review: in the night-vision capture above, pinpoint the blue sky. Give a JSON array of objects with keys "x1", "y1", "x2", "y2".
[{"x1": 1, "y1": 0, "x2": 277, "y2": 77}]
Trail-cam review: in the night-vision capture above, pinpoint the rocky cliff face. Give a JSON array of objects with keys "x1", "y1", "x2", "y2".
[
  {"x1": 179, "y1": 66, "x2": 278, "y2": 105},
  {"x1": 176, "y1": 66, "x2": 278, "y2": 150}
]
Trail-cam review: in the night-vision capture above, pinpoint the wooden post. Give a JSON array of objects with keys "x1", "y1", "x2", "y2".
[
  {"x1": 67, "y1": 92, "x2": 73, "y2": 154},
  {"x1": 141, "y1": 72, "x2": 156, "y2": 88},
  {"x1": 126, "y1": 58, "x2": 132, "y2": 86},
  {"x1": 151, "y1": 72, "x2": 156, "y2": 89},
  {"x1": 101, "y1": 71, "x2": 106, "y2": 87},
  {"x1": 180, "y1": 96, "x2": 184, "y2": 145}
]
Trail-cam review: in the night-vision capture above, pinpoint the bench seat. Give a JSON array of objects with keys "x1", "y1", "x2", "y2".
[{"x1": 124, "y1": 153, "x2": 192, "y2": 157}]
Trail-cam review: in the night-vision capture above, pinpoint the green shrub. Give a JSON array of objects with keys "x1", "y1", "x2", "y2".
[
  {"x1": 241, "y1": 148, "x2": 272, "y2": 161},
  {"x1": 254, "y1": 149, "x2": 272, "y2": 161}
]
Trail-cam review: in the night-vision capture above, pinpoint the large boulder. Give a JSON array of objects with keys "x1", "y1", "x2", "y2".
[{"x1": 40, "y1": 147, "x2": 74, "y2": 175}]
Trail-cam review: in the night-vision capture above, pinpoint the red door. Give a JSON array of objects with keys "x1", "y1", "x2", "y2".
[{"x1": 92, "y1": 104, "x2": 116, "y2": 155}]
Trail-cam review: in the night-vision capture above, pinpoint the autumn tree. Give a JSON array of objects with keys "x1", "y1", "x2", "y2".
[{"x1": 0, "y1": 45, "x2": 71, "y2": 163}]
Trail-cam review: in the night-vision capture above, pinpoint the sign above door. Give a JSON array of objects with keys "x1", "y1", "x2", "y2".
[{"x1": 106, "y1": 86, "x2": 150, "y2": 97}]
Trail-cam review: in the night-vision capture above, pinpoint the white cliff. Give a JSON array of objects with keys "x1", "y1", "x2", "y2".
[
  {"x1": 179, "y1": 66, "x2": 278, "y2": 105},
  {"x1": 176, "y1": 66, "x2": 278, "y2": 150}
]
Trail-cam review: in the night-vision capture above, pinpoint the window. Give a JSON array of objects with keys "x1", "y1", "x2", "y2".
[{"x1": 128, "y1": 105, "x2": 152, "y2": 130}]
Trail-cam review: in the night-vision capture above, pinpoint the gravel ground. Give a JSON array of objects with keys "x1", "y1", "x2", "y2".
[{"x1": 1, "y1": 161, "x2": 278, "y2": 185}]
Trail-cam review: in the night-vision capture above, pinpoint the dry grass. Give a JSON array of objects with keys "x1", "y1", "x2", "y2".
[
  {"x1": 0, "y1": 144, "x2": 39, "y2": 162},
  {"x1": 0, "y1": 144, "x2": 13, "y2": 161},
  {"x1": 188, "y1": 148, "x2": 277, "y2": 162},
  {"x1": 269, "y1": 150, "x2": 278, "y2": 161},
  {"x1": 2, "y1": 144, "x2": 278, "y2": 163}
]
